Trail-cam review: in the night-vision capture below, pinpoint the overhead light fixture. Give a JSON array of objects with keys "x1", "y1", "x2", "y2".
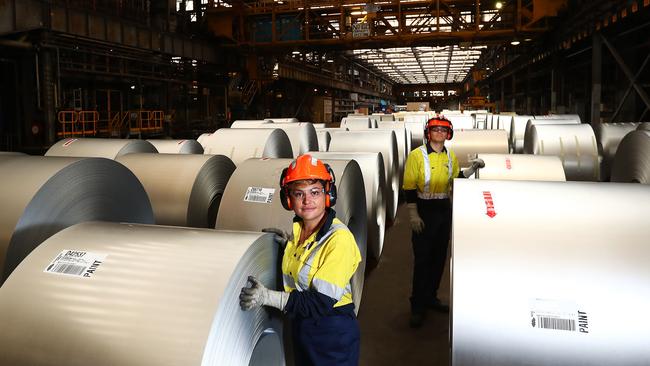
[
  {"x1": 510, "y1": 40, "x2": 521, "y2": 46},
  {"x1": 524, "y1": 38, "x2": 533, "y2": 42},
  {"x1": 496, "y1": 2, "x2": 503, "y2": 9}
]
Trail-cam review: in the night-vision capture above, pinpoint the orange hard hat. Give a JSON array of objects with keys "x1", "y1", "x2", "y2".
[
  {"x1": 281, "y1": 154, "x2": 333, "y2": 186},
  {"x1": 425, "y1": 115, "x2": 454, "y2": 140}
]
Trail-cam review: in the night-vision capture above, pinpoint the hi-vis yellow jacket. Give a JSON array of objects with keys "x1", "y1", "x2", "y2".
[
  {"x1": 403, "y1": 144, "x2": 460, "y2": 198},
  {"x1": 282, "y1": 215, "x2": 361, "y2": 308}
]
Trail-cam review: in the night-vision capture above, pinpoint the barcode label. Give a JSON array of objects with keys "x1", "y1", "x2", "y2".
[
  {"x1": 244, "y1": 187, "x2": 275, "y2": 204},
  {"x1": 535, "y1": 316, "x2": 576, "y2": 331},
  {"x1": 44, "y1": 250, "x2": 108, "y2": 278},
  {"x1": 530, "y1": 298, "x2": 579, "y2": 333}
]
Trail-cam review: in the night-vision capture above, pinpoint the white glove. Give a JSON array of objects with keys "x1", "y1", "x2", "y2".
[
  {"x1": 407, "y1": 203, "x2": 425, "y2": 234},
  {"x1": 239, "y1": 276, "x2": 289, "y2": 311},
  {"x1": 463, "y1": 158, "x2": 485, "y2": 178},
  {"x1": 261, "y1": 227, "x2": 292, "y2": 249}
]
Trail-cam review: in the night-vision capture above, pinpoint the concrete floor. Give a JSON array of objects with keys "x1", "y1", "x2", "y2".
[{"x1": 357, "y1": 203, "x2": 451, "y2": 365}]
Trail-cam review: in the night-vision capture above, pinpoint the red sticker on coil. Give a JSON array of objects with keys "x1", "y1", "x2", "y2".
[
  {"x1": 62, "y1": 138, "x2": 78, "y2": 147},
  {"x1": 505, "y1": 157, "x2": 512, "y2": 170},
  {"x1": 483, "y1": 191, "x2": 496, "y2": 218},
  {"x1": 177, "y1": 140, "x2": 186, "y2": 145}
]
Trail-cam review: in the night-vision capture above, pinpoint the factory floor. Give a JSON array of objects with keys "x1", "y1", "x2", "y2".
[{"x1": 357, "y1": 203, "x2": 451, "y2": 366}]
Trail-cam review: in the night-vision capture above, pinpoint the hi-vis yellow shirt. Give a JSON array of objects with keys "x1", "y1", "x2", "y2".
[
  {"x1": 403, "y1": 145, "x2": 460, "y2": 195},
  {"x1": 282, "y1": 217, "x2": 361, "y2": 308}
]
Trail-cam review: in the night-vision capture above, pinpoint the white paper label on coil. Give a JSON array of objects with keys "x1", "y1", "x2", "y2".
[
  {"x1": 529, "y1": 298, "x2": 589, "y2": 333},
  {"x1": 243, "y1": 187, "x2": 275, "y2": 204},
  {"x1": 44, "y1": 250, "x2": 108, "y2": 278}
]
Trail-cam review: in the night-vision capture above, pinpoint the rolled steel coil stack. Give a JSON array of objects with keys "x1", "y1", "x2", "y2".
[
  {"x1": 611, "y1": 130, "x2": 650, "y2": 184},
  {"x1": 509, "y1": 115, "x2": 535, "y2": 153},
  {"x1": 446, "y1": 129, "x2": 510, "y2": 168},
  {"x1": 230, "y1": 122, "x2": 318, "y2": 157},
  {"x1": 597, "y1": 122, "x2": 640, "y2": 181}
]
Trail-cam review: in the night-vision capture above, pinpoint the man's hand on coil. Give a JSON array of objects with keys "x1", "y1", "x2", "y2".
[
  {"x1": 239, "y1": 276, "x2": 289, "y2": 311},
  {"x1": 463, "y1": 158, "x2": 485, "y2": 178},
  {"x1": 262, "y1": 227, "x2": 292, "y2": 249},
  {"x1": 407, "y1": 203, "x2": 425, "y2": 234},
  {"x1": 469, "y1": 157, "x2": 485, "y2": 169}
]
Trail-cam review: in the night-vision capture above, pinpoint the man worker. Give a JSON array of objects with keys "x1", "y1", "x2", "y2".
[{"x1": 402, "y1": 115, "x2": 484, "y2": 328}]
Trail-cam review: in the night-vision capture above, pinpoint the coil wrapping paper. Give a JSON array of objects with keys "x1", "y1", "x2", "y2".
[
  {"x1": 215, "y1": 158, "x2": 367, "y2": 311},
  {"x1": 597, "y1": 123, "x2": 640, "y2": 181},
  {"x1": 0, "y1": 155, "x2": 154, "y2": 283},
  {"x1": 475, "y1": 154, "x2": 566, "y2": 181},
  {"x1": 376, "y1": 122, "x2": 411, "y2": 180},
  {"x1": 341, "y1": 116, "x2": 373, "y2": 130},
  {"x1": 451, "y1": 179, "x2": 650, "y2": 366},
  {"x1": 524, "y1": 124, "x2": 599, "y2": 181},
  {"x1": 147, "y1": 139, "x2": 204, "y2": 154},
  {"x1": 201, "y1": 128, "x2": 293, "y2": 165},
  {"x1": 310, "y1": 151, "x2": 386, "y2": 259},
  {"x1": 522, "y1": 119, "x2": 580, "y2": 152},
  {"x1": 446, "y1": 129, "x2": 509, "y2": 168},
  {"x1": 509, "y1": 115, "x2": 535, "y2": 153},
  {"x1": 46, "y1": 138, "x2": 158, "y2": 159},
  {"x1": 232, "y1": 122, "x2": 318, "y2": 157},
  {"x1": 115, "y1": 153, "x2": 236, "y2": 228},
  {"x1": 611, "y1": 130, "x2": 650, "y2": 184},
  {"x1": 315, "y1": 130, "x2": 331, "y2": 151},
  {"x1": 329, "y1": 130, "x2": 400, "y2": 222},
  {"x1": 446, "y1": 114, "x2": 475, "y2": 130},
  {"x1": 0, "y1": 222, "x2": 284, "y2": 366}
]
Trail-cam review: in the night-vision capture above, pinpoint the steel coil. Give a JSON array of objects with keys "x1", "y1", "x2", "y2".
[
  {"x1": 375, "y1": 114, "x2": 394, "y2": 122},
  {"x1": 597, "y1": 123, "x2": 640, "y2": 181},
  {"x1": 115, "y1": 153, "x2": 236, "y2": 228},
  {"x1": 0, "y1": 155, "x2": 154, "y2": 284},
  {"x1": 495, "y1": 115, "x2": 514, "y2": 137},
  {"x1": 446, "y1": 114, "x2": 475, "y2": 130},
  {"x1": 524, "y1": 124, "x2": 599, "y2": 181},
  {"x1": 404, "y1": 120, "x2": 425, "y2": 148},
  {"x1": 266, "y1": 118, "x2": 298, "y2": 123},
  {"x1": 0, "y1": 222, "x2": 284, "y2": 366},
  {"x1": 230, "y1": 120, "x2": 270, "y2": 127},
  {"x1": 215, "y1": 157, "x2": 367, "y2": 311},
  {"x1": 611, "y1": 130, "x2": 650, "y2": 184},
  {"x1": 197, "y1": 133, "x2": 213, "y2": 147},
  {"x1": 452, "y1": 179, "x2": 650, "y2": 366},
  {"x1": 315, "y1": 130, "x2": 331, "y2": 151},
  {"x1": 376, "y1": 122, "x2": 410, "y2": 179},
  {"x1": 329, "y1": 130, "x2": 400, "y2": 222},
  {"x1": 509, "y1": 115, "x2": 535, "y2": 153},
  {"x1": 147, "y1": 139, "x2": 204, "y2": 154},
  {"x1": 310, "y1": 151, "x2": 386, "y2": 259},
  {"x1": 341, "y1": 117, "x2": 373, "y2": 130},
  {"x1": 475, "y1": 154, "x2": 566, "y2": 181},
  {"x1": 446, "y1": 129, "x2": 509, "y2": 168},
  {"x1": 522, "y1": 119, "x2": 580, "y2": 153},
  {"x1": 201, "y1": 128, "x2": 293, "y2": 165},
  {"x1": 534, "y1": 114, "x2": 582, "y2": 123},
  {"x1": 312, "y1": 123, "x2": 326, "y2": 128},
  {"x1": 46, "y1": 138, "x2": 158, "y2": 159},
  {"x1": 232, "y1": 122, "x2": 318, "y2": 157},
  {"x1": 636, "y1": 122, "x2": 650, "y2": 131}
]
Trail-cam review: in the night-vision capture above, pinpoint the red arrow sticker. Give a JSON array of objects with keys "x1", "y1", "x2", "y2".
[
  {"x1": 505, "y1": 157, "x2": 512, "y2": 170},
  {"x1": 62, "y1": 138, "x2": 78, "y2": 147},
  {"x1": 483, "y1": 191, "x2": 497, "y2": 218}
]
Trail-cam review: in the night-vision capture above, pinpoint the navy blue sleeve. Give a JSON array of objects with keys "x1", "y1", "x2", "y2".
[
  {"x1": 284, "y1": 289, "x2": 337, "y2": 319},
  {"x1": 405, "y1": 189, "x2": 417, "y2": 203}
]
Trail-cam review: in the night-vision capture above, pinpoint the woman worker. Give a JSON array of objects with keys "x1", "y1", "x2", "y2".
[{"x1": 240, "y1": 154, "x2": 362, "y2": 366}]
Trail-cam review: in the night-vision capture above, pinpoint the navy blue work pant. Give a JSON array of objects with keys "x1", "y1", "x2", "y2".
[
  {"x1": 410, "y1": 198, "x2": 452, "y2": 312},
  {"x1": 292, "y1": 313, "x2": 360, "y2": 366}
]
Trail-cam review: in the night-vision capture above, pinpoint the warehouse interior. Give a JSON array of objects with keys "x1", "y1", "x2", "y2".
[{"x1": 1, "y1": 1, "x2": 649, "y2": 365}]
